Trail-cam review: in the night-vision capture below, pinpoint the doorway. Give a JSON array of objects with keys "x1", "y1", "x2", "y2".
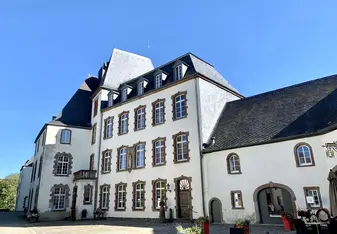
[
  {"x1": 175, "y1": 177, "x2": 192, "y2": 220},
  {"x1": 209, "y1": 198, "x2": 222, "y2": 223},
  {"x1": 71, "y1": 186, "x2": 78, "y2": 220}
]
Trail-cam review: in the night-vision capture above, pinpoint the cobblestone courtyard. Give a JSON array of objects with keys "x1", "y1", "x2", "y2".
[{"x1": 0, "y1": 212, "x2": 295, "y2": 234}]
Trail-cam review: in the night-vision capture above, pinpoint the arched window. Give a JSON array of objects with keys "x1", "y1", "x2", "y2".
[
  {"x1": 295, "y1": 143, "x2": 314, "y2": 167},
  {"x1": 152, "y1": 180, "x2": 166, "y2": 210},
  {"x1": 119, "y1": 147, "x2": 127, "y2": 170},
  {"x1": 136, "y1": 143, "x2": 145, "y2": 168},
  {"x1": 227, "y1": 153, "x2": 241, "y2": 174},
  {"x1": 102, "y1": 150, "x2": 111, "y2": 173},
  {"x1": 117, "y1": 184, "x2": 126, "y2": 210}
]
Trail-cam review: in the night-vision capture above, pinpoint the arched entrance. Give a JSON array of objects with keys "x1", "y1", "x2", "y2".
[
  {"x1": 209, "y1": 198, "x2": 223, "y2": 223},
  {"x1": 253, "y1": 182, "x2": 297, "y2": 224},
  {"x1": 174, "y1": 176, "x2": 192, "y2": 220}
]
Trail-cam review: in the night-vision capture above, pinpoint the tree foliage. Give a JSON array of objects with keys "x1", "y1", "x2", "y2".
[{"x1": 0, "y1": 173, "x2": 20, "y2": 210}]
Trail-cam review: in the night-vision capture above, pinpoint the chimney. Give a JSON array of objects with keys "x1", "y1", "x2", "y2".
[{"x1": 52, "y1": 116, "x2": 56, "y2": 120}]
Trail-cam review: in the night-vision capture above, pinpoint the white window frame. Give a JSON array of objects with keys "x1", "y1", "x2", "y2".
[
  {"x1": 297, "y1": 145, "x2": 313, "y2": 166},
  {"x1": 136, "y1": 144, "x2": 145, "y2": 168},
  {"x1": 108, "y1": 94, "x2": 113, "y2": 107},
  {"x1": 155, "y1": 140, "x2": 165, "y2": 165},
  {"x1": 229, "y1": 154, "x2": 241, "y2": 173},
  {"x1": 138, "y1": 81, "x2": 144, "y2": 95},
  {"x1": 84, "y1": 186, "x2": 92, "y2": 204},
  {"x1": 56, "y1": 156, "x2": 69, "y2": 175},
  {"x1": 120, "y1": 113, "x2": 128, "y2": 134},
  {"x1": 121, "y1": 88, "x2": 128, "y2": 102},
  {"x1": 136, "y1": 107, "x2": 145, "y2": 130},
  {"x1": 135, "y1": 183, "x2": 144, "y2": 209},
  {"x1": 175, "y1": 95, "x2": 186, "y2": 119},
  {"x1": 175, "y1": 64, "x2": 183, "y2": 81},
  {"x1": 106, "y1": 118, "x2": 113, "y2": 138},
  {"x1": 305, "y1": 188, "x2": 321, "y2": 208},
  {"x1": 53, "y1": 187, "x2": 66, "y2": 210},
  {"x1": 60, "y1": 129, "x2": 71, "y2": 144},
  {"x1": 103, "y1": 151, "x2": 111, "y2": 173},
  {"x1": 155, "y1": 101, "x2": 164, "y2": 124},
  {"x1": 119, "y1": 148, "x2": 127, "y2": 170},
  {"x1": 101, "y1": 186, "x2": 109, "y2": 209},
  {"x1": 117, "y1": 184, "x2": 126, "y2": 209},
  {"x1": 155, "y1": 181, "x2": 165, "y2": 208},
  {"x1": 155, "y1": 73, "x2": 162, "y2": 88},
  {"x1": 232, "y1": 191, "x2": 243, "y2": 208},
  {"x1": 176, "y1": 134, "x2": 188, "y2": 161}
]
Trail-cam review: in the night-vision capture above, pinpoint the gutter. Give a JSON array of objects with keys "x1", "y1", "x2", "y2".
[
  {"x1": 194, "y1": 79, "x2": 206, "y2": 217},
  {"x1": 93, "y1": 111, "x2": 104, "y2": 212}
]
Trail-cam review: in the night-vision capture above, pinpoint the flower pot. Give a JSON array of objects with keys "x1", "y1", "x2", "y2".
[
  {"x1": 233, "y1": 225, "x2": 249, "y2": 234},
  {"x1": 281, "y1": 216, "x2": 294, "y2": 231},
  {"x1": 201, "y1": 221, "x2": 210, "y2": 234}
]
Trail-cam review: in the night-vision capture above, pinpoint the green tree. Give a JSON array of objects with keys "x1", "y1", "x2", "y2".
[{"x1": 0, "y1": 173, "x2": 20, "y2": 210}]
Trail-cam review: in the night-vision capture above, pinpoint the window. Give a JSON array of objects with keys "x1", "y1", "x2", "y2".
[
  {"x1": 102, "y1": 150, "x2": 111, "y2": 173},
  {"x1": 34, "y1": 186, "x2": 39, "y2": 209},
  {"x1": 37, "y1": 157, "x2": 43, "y2": 178},
  {"x1": 53, "y1": 187, "x2": 66, "y2": 210},
  {"x1": 121, "y1": 88, "x2": 128, "y2": 102},
  {"x1": 153, "y1": 138, "x2": 166, "y2": 166},
  {"x1": 93, "y1": 98, "x2": 98, "y2": 117},
  {"x1": 37, "y1": 139, "x2": 40, "y2": 153},
  {"x1": 304, "y1": 187, "x2": 322, "y2": 209},
  {"x1": 172, "y1": 91, "x2": 187, "y2": 120},
  {"x1": 136, "y1": 143, "x2": 145, "y2": 168},
  {"x1": 173, "y1": 132, "x2": 189, "y2": 163},
  {"x1": 108, "y1": 94, "x2": 113, "y2": 107},
  {"x1": 56, "y1": 155, "x2": 70, "y2": 175},
  {"x1": 42, "y1": 132, "x2": 46, "y2": 146},
  {"x1": 295, "y1": 143, "x2": 315, "y2": 167},
  {"x1": 133, "y1": 182, "x2": 145, "y2": 210},
  {"x1": 155, "y1": 74, "x2": 162, "y2": 88},
  {"x1": 135, "y1": 106, "x2": 146, "y2": 130},
  {"x1": 231, "y1": 191, "x2": 243, "y2": 209},
  {"x1": 153, "y1": 180, "x2": 166, "y2": 210},
  {"x1": 152, "y1": 99, "x2": 165, "y2": 125},
  {"x1": 115, "y1": 183, "x2": 126, "y2": 210},
  {"x1": 138, "y1": 81, "x2": 144, "y2": 95},
  {"x1": 119, "y1": 111, "x2": 129, "y2": 135},
  {"x1": 118, "y1": 147, "x2": 127, "y2": 171},
  {"x1": 175, "y1": 64, "x2": 183, "y2": 80},
  {"x1": 104, "y1": 117, "x2": 113, "y2": 139},
  {"x1": 100, "y1": 185, "x2": 110, "y2": 210},
  {"x1": 91, "y1": 124, "x2": 97, "y2": 145},
  {"x1": 60, "y1": 129, "x2": 71, "y2": 144},
  {"x1": 89, "y1": 154, "x2": 94, "y2": 170},
  {"x1": 83, "y1": 185, "x2": 92, "y2": 204},
  {"x1": 33, "y1": 161, "x2": 38, "y2": 181},
  {"x1": 227, "y1": 154, "x2": 241, "y2": 174}
]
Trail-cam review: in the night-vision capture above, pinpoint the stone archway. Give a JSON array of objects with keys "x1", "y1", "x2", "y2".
[
  {"x1": 253, "y1": 182, "x2": 297, "y2": 224},
  {"x1": 208, "y1": 197, "x2": 223, "y2": 223}
]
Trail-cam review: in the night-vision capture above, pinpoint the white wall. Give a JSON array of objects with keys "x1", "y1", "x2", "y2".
[
  {"x1": 98, "y1": 79, "x2": 204, "y2": 219},
  {"x1": 16, "y1": 166, "x2": 32, "y2": 211},
  {"x1": 203, "y1": 131, "x2": 337, "y2": 223}
]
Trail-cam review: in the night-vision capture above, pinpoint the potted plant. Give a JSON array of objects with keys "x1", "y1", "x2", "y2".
[
  {"x1": 175, "y1": 223, "x2": 203, "y2": 234},
  {"x1": 233, "y1": 218, "x2": 250, "y2": 234},
  {"x1": 196, "y1": 216, "x2": 210, "y2": 234},
  {"x1": 281, "y1": 211, "x2": 294, "y2": 231}
]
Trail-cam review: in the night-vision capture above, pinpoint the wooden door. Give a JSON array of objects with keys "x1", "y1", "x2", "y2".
[
  {"x1": 211, "y1": 199, "x2": 222, "y2": 223},
  {"x1": 179, "y1": 190, "x2": 190, "y2": 219}
]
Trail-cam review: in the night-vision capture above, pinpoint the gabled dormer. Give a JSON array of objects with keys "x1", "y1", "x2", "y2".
[
  {"x1": 107, "y1": 90, "x2": 119, "y2": 107},
  {"x1": 153, "y1": 69, "x2": 168, "y2": 89},
  {"x1": 137, "y1": 77, "x2": 149, "y2": 96},
  {"x1": 173, "y1": 60, "x2": 188, "y2": 81},
  {"x1": 120, "y1": 84, "x2": 133, "y2": 102}
]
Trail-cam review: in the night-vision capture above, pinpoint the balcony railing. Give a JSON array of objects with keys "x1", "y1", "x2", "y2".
[{"x1": 73, "y1": 170, "x2": 97, "y2": 181}]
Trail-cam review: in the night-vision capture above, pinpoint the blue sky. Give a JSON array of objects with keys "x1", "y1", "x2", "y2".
[{"x1": 1, "y1": 0, "x2": 337, "y2": 178}]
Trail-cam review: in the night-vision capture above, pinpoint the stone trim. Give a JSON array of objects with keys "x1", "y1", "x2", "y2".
[
  {"x1": 60, "y1": 129, "x2": 72, "y2": 144},
  {"x1": 83, "y1": 184, "x2": 93, "y2": 205},
  {"x1": 173, "y1": 176, "x2": 193, "y2": 219},
  {"x1": 152, "y1": 99, "x2": 166, "y2": 126},
  {"x1": 294, "y1": 142, "x2": 316, "y2": 167},
  {"x1": 116, "y1": 145, "x2": 128, "y2": 172},
  {"x1": 91, "y1": 123, "x2": 97, "y2": 145},
  {"x1": 226, "y1": 153, "x2": 242, "y2": 174},
  {"x1": 48, "y1": 184, "x2": 70, "y2": 211},
  {"x1": 172, "y1": 132, "x2": 190, "y2": 164},
  {"x1": 230, "y1": 190, "x2": 244, "y2": 209},
  {"x1": 103, "y1": 116, "x2": 114, "y2": 139},
  {"x1": 132, "y1": 180, "x2": 146, "y2": 211},
  {"x1": 99, "y1": 184, "x2": 111, "y2": 211},
  {"x1": 152, "y1": 137, "x2": 167, "y2": 167},
  {"x1": 134, "y1": 105, "x2": 147, "y2": 131},
  {"x1": 101, "y1": 149, "x2": 112, "y2": 174},
  {"x1": 133, "y1": 141, "x2": 146, "y2": 169},
  {"x1": 171, "y1": 91, "x2": 188, "y2": 121},
  {"x1": 118, "y1": 111, "x2": 130, "y2": 135},
  {"x1": 52, "y1": 152, "x2": 73, "y2": 176},
  {"x1": 303, "y1": 186, "x2": 322, "y2": 209},
  {"x1": 114, "y1": 182, "x2": 127, "y2": 211},
  {"x1": 151, "y1": 178, "x2": 167, "y2": 211}
]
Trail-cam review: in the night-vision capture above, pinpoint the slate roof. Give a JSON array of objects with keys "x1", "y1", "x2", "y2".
[{"x1": 204, "y1": 74, "x2": 337, "y2": 153}]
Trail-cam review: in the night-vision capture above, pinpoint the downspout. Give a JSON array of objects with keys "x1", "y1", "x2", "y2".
[
  {"x1": 194, "y1": 79, "x2": 206, "y2": 217},
  {"x1": 93, "y1": 111, "x2": 103, "y2": 212}
]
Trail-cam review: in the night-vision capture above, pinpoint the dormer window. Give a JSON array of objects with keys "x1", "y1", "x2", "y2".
[
  {"x1": 175, "y1": 64, "x2": 183, "y2": 81},
  {"x1": 138, "y1": 81, "x2": 144, "y2": 95},
  {"x1": 121, "y1": 88, "x2": 128, "y2": 102},
  {"x1": 155, "y1": 74, "x2": 162, "y2": 88},
  {"x1": 108, "y1": 94, "x2": 113, "y2": 107}
]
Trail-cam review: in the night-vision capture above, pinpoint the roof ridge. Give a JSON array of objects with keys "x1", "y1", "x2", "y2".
[{"x1": 113, "y1": 48, "x2": 151, "y2": 61}]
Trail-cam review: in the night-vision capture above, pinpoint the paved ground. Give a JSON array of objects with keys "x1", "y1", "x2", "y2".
[{"x1": 0, "y1": 212, "x2": 296, "y2": 234}]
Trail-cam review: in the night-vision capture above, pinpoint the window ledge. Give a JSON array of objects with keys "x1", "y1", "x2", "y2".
[
  {"x1": 174, "y1": 159, "x2": 190, "y2": 164},
  {"x1": 54, "y1": 174, "x2": 70, "y2": 177},
  {"x1": 152, "y1": 163, "x2": 166, "y2": 167},
  {"x1": 298, "y1": 164, "x2": 315, "y2": 168},
  {"x1": 228, "y1": 172, "x2": 242, "y2": 175},
  {"x1": 115, "y1": 208, "x2": 126, "y2": 211},
  {"x1": 134, "y1": 127, "x2": 146, "y2": 132},
  {"x1": 152, "y1": 122, "x2": 165, "y2": 127},
  {"x1": 232, "y1": 207, "x2": 245, "y2": 210},
  {"x1": 172, "y1": 116, "x2": 188, "y2": 121},
  {"x1": 116, "y1": 169, "x2": 128, "y2": 173},
  {"x1": 60, "y1": 142, "x2": 71, "y2": 145}
]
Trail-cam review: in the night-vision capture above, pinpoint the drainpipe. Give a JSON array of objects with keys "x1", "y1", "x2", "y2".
[
  {"x1": 93, "y1": 111, "x2": 103, "y2": 212},
  {"x1": 194, "y1": 79, "x2": 206, "y2": 217}
]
